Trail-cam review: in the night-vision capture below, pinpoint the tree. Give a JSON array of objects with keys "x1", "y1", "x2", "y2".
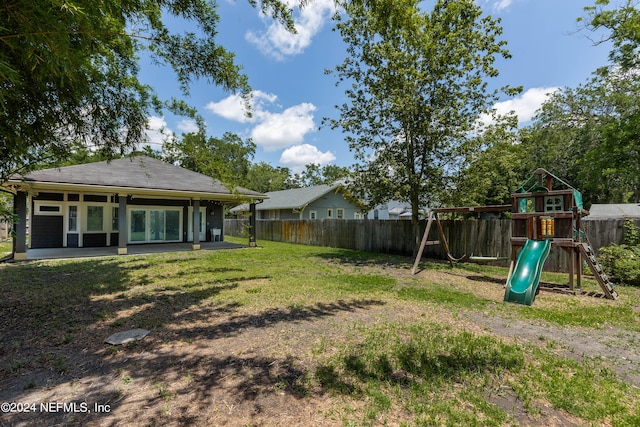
[
  {"x1": 244, "y1": 162, "x2": 293, "y2": 193},
  {"x1": 450, "y1": 115, "x2": 528, "y2": 207},
  {"x1": 290, "y1": 163, "x2": 352, "y2": 187},
  {"x1": 165, "y1": 132, "x2": 256, "y2": 189},
  {"x1": 582, "y1": 0, "x2": 640, "y2": 72},
  {"x1": 326, "y1": 0, "x2": 518, "y2": 236},
  {"x1": 520, "y1": 69, "x2": 640, "y2": 205},
  {"x1": 0, "y1": 0, "x2": 296, "y2": 183}
]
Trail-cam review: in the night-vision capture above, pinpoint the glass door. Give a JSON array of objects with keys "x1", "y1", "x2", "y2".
[
  {"x1": 130, "y1": 210, "x2": 146, "y2": 242},
  {"x1": 149, "y1": 210, "x2": 165, "y2": 241}
]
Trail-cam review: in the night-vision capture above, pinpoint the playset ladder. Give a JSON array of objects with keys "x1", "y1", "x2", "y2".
[{"x1": 578, "y1": 243, "x2": 618, "y2": 300}]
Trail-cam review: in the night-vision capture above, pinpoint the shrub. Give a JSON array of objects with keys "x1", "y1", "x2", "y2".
[
  {"x1": 599, "y1": 244, "x2": 640, "y2": 286},
  {"x1": 623, "y1": 218, "x2": 640, "y2": 246}
]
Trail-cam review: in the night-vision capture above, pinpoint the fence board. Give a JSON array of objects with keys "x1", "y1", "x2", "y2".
[{"x1": 225, "y1": 218, "x2": 639, "y2": 273}]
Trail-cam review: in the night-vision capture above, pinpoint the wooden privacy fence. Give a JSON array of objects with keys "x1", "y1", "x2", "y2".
[{"x1": 224, "y1": 218, "x2": 639, "y2": 273}]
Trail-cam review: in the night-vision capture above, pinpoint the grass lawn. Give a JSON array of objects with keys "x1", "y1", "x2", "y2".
[
  {"x1": 1, "y1": 237, "x2": 639, "y2": 426},
  {"x1": 0, "y1": 239, "x2": 11, "y2": 259}
]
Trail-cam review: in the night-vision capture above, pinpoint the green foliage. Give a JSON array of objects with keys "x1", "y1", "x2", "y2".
[
  {"x1": 244, "y1": 161, "x2": 293, "y2": 193},
  {"x1": 0, "y1": 0, "x2": 296, "y2": 182},
  {"x1": 165, "y1": 132, "x2": 256, "y2": 189},
  {"x1": 624, "y1": 218, "x2": 640, "y2": 246},
  {"x1": 449, "y1": 115, "x2": 529, "y2": 206},
  {"x1": 290, "y1": 163, "x2": 352, "y2": 188},
  {"x1": 326, "y1": 0, "x2": 519, "y2": 223},
  {"x1": 599, "y1": 244, "x2": 640, "y2": 286},
  {"x1": 582, "y1": 0, "x2": 640, "y2": 72},
  {"x1": 597, "y1": 219, "x2": 640, "y2": 287},
  {"x1": 520, "y1": 70, "x2": 640, "y2": 205}
]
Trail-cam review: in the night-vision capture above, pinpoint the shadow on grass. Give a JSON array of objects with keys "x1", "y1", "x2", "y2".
[
  {"x1": 0, "y1": 256, "x2": 388, "y2": 425},
  {"x1": 315, "y1": 248, "x2": 415, "y2": 269}
]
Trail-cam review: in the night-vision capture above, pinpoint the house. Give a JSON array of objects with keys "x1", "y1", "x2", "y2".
[
  {"x1": 231, "y1": 182, "x2": 366, "y2": 220},
  {"x1": 585, "y1": 204, "x2": 640, "y2": 220},
  {"x1": 2, "y1": 156, "x2": 266, "y2": 260},
  {"x1": 366, "y1": 200, "x2": 414, "y2": 220}
]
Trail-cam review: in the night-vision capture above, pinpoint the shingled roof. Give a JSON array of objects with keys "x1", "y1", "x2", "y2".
[
  {"x1": 6, "y1": 156, "x2": 266, "y2": 201},
  {"x1": 231, "y1": 182, "x2": 363, "y2": 213},
  {"x1": 586, "y1": 204, "x2": 640, "y2": 220}
]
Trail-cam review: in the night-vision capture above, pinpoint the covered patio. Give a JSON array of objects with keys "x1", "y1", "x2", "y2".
[{"x1": 3, "y1": 156, "x2": 265, "y2": 260}]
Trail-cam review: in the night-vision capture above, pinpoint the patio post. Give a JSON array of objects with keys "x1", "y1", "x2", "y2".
[
  {"x1": 118, "y1": 194, "x2": 127, "y2": 255},
  {"x1": 13, "y1": 191, "x2": 27, "y2": 260},
  {"x1": 192, "y1": 199, "x2": 200, "y2": 250}
]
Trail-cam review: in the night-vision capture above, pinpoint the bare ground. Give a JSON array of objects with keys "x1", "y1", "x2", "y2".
[{"x1": 1, "y1": 259, "x2": 639, "y2": 426}]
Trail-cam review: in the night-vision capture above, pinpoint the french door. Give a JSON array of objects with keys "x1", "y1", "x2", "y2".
[{"x1": 129, "y1": 208, "x2": 181, "y2": 243}]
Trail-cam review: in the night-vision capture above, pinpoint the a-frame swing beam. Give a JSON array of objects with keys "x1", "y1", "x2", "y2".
[
  {"x1": 411, "y1": 205, "x2": 511, "y2": 275},
  {"x1": 411, "y1": 212, "x2": 453, "y2": 274}
]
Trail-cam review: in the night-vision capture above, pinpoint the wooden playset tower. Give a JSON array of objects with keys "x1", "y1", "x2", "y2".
[{"x1": 509, "y1": 168, "x2": 617, "y2": 300}]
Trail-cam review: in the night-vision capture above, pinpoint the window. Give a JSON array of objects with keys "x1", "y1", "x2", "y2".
[
  {"x1": 309, "y1": 211, "x2": 317, "y2": 219},
  {"x1": 337, "y1": 208, "x2": 345, "y2": 219},
  {"x1": 518, "y1": 198, "x2": 535, "y2": 213},
  {"x1": 354, "y1": 212, "x2": 362, "y2": 219},
  {"x1": 327, "y1": 208, "x2": 333, "y2": 218},
  {"x1": 544, "y1": 196, "x2": 564, "y2": 212},
  {"x1": 112, "y1": 207, "x2": 119, "y2": 231},
  {"x1": 150, "y1": 210, "x2": 165, "y2": 241},
  {"x1": 86, "y1": 206, "x2": 104, "y2": 231},
  {"x1": 165, "y1": 211, "x2": 181, "y2": 240},
  {"x1": 68, "y1": 206, "x2": 78, "y2": 231},
  {"x1": 35, "y1": 202, "x2": 62, "y2": 215},
  {"x1": 130, "y1": 210, "x2": 146, "y2": 241}
]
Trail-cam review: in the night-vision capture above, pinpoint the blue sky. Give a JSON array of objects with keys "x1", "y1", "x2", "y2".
[{"x1": 140, "y1": 0, "x2": 618, "y2": 172}]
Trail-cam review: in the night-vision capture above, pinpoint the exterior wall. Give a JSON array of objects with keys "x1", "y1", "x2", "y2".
[
  {"x1": 303, "y1": 191, "x2": 361, "y2": 219},
  {"x1": 29, "y1": 191, "x2": 224, "y2": 248},
  {"x1": 239, "y1": 190, "x2": 365, "y2": 220}
]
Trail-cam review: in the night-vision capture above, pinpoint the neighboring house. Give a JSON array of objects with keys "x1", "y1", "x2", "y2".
[
  {"x1": 231, "y1": 182, "x2": 366, "y2": 220},
  {"x1": 366, "y1": 200, "x2": 414, "y2": 220},
  {"x1": 586, "y1": 204, "x2": 640, "y2": 220},
  {"x1": 2, "y1": 156, "x2": 266, "y2": 259}
]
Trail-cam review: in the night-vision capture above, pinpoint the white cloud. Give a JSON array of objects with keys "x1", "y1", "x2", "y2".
[
  {"x1": 205, "y1": 93, "x2": 252, "y2": 123},
  {"x1": 177, "y1": 119, "x2": 199, "y2": 134},
  {"x1": 144, "y1": 115, "x2": 175, "y2": 149},
  {"x1": 205, "y1": 90, "x2": 278, "y2": 123},
  {"x1": 279, "y1": 144, "x2": 336, "y2": 171},
  {"x1": 480, "y1": 0, "x2": 513, "y2": 12},
  {"x1": 482, "y1": 86, "x2": 560, "y2": 126},
  {"x1": 206, "y1": 91, "x2": 317, "y2": 150},
  {"x1": 251, "y1": 103, "x2": 317, "y2": 150},
  {"x1": 246, "y1": 0, "x2": 338, "y2": 60}
]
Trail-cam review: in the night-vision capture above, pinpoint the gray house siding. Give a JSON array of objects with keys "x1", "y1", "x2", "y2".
[{"x1": 303, "y1": 191, "x2": 361, "y2": 219}]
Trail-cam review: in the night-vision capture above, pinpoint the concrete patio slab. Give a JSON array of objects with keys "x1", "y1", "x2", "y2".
[{"x1": 23, "y1": 241, "x2": 246, "y2": 261}]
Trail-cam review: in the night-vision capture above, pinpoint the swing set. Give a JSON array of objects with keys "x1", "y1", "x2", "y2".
[
  {"x1": 411, "y1": 168, "x2": 618, "y2": 304},
  {"x1": 411, "y1": 204, "x2": 511, "y2": 274}
]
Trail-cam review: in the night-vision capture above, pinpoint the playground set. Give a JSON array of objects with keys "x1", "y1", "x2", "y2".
[{"x1": 411, "y1": 168, "x2": 618, "y2": 305}]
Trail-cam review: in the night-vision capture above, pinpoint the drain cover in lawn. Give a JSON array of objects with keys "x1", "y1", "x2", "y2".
[{"x1": 105, "y1": 328, "x2": 150, "y2": 345}]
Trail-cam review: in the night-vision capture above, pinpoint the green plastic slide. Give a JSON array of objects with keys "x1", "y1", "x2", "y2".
[{"x1": 504, "y1": 239, "x2": 551, "y2": 305}]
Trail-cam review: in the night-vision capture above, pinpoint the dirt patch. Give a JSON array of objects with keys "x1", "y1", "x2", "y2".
[{"x1": 468, "y1": 312, "x2": 640, "y2": 388}]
